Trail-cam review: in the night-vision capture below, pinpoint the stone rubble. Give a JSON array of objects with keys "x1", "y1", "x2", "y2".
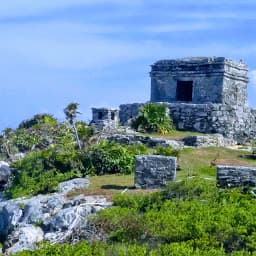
[
  {"x1": 106, "y1": 133, "x2": 183, "y2": 150},
  {"x1": 0, "y1": 178, "x2": 111, "y2": 254}
]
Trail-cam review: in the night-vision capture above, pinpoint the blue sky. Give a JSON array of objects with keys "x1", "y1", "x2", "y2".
[{"x1": 1, "y1": 0, "x2": 256, "y2": 130}]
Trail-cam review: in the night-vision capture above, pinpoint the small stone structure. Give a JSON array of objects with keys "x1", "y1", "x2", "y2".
[
  {"x1": 91, "y1": 108, "x2": 119, "y2": 131},
  {"x1": 217, "y1": 165, "x2": 256, "y2": 187},
  {"x1": 118, "y1": 57, "x2": 256, "y2": 144},
  {"x1": 135, "y1": 155, "x2": 176, "y2": 189}
]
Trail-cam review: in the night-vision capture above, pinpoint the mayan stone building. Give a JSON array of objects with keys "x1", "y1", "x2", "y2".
[
  {"x1": 150, "y1": 57, "x2": 247, "y2": 106},
  {"x1": 119, "y1": 57, "x2": 256, "y2": 143}
]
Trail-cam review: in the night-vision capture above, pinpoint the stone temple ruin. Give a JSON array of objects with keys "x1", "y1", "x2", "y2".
[
  {"x1": 91, "y1": 108, "x2": 119, "y2": 131},
  {"x1": 92, "y1": 57, "x2": 256, "y2": 144}
]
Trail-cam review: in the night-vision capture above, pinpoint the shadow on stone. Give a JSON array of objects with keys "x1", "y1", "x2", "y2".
[
  {"x1": 239, "y1": 154, "x2": 256, "y2": 160},
  {"x1": 101, "y1": 185, "x2": 135, "y2": 190}
]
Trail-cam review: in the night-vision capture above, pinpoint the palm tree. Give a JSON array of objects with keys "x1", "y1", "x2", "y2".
[{"x1": 64, "y1": 102, "x2": 82, "y2": 149}]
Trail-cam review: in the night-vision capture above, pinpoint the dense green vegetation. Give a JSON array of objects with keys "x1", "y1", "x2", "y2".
[
  {"x1": 131, "y1": 103, "x2": 173, "y2": 134},
  {"x1": 91, "y1": 178, "x2": 256, "y2": 255},
  {"x1": 12, "y1": 178, "x2": 256, "y2": 255},
  {"x1": 5, "y1": 145, "x2": 83, "y2": 198},
  {"x1": 0, "y1": 106, "x2": 179, "y2": 198},
  {"x1": 5, "y1": 140, "x2": 180, "y2": 198}
]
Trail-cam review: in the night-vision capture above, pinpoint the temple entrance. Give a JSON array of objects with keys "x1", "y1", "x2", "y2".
[
  {"x1": 98, "y1": 112, "x2": 103, "y2": 119},
  {"x1": 176, "y1": 80, "x2": 193, "y2": 101}
]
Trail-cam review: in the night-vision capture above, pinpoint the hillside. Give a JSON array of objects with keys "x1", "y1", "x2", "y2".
[{"x1": 0, "y1": 104, "x2": 256, "y2": 255}]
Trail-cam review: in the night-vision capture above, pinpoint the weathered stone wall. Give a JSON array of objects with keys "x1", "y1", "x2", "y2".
[
  {"x1": 150, "y1": 57, "x2": 248, "y2": 106},
  {"x1": 119, "y1": 102, "x2": 256, "y2": 144},
  {"x1": 182, "y1": 134, "x2": 234, "y2": 147},
  {"x1": 105, "y1": 134, "x2": 182, "y2": 149},
  {"x1": 134, "y1": 155, "x2": 176, "y2": 189},
  {"x1": 119, "y1": 103, "x2": 144, "y2": 126},
  {"x1": 169, "y1": 103, "x2": 256, "y2": 143},
  {"x1": 217, "y1": 165, "x2": 256, "y2": 187}
]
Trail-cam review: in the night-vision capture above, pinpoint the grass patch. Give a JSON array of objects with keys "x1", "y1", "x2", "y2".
[
  {"x1": 69, "y1": 146, "x2": 256, "y2": 199},
  {"x1": 67, "y1": 174, "x2": 158, "y2": 200},
  {"x1": 140, "y1": 130, "x2": 205, "y2": 140},
  {"x1": 177, "y1": 147, "x2": 256, "y2": 179}
]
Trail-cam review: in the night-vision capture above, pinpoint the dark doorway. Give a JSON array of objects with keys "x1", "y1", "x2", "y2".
[
  {"x1": 176, "y1": 81, "x2": 193, "y2": 101},
  {"x1": 98, "y1": 112, "x2": 103, "y2": 119},
  {"x1": 111, "y1": 112, "x2": 115, "y2": 120}
]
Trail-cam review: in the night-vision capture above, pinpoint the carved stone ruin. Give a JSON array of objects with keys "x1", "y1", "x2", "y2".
[
  {"x1": 217, "y1": 165, "x2": 256, "y2": 187},
  {"x1": 134, "y1": 155, "x2": 176, "y2": 189},
  {"x1": 91, "y1": 108, "x2": 119, "y2": 131},
  {"x1": 119, "y1": 57, "x2": 256, "y2": 143}
]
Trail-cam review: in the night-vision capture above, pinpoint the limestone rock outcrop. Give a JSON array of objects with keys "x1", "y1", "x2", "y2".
[{"x1": 0, "y1": 178, "x2": 111, "y2": 254}]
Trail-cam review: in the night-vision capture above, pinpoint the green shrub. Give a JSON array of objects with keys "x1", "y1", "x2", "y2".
[
  {"x1": 126, "y1": 143, "x2": 149, "y2": 156},
  {"x1": 153, "y1": 146, "x2": 180, "y2": 157},
  {"x1": 5, "y1": 145, "x2": 83, "y2": 198},
  {"x1": 81, "y1": 141, "x2": 135, "y2": 175},
  {"x1": 131, "y1": 103, "x2": 173, "y2": 133},
  {"x1": 18, "y1": 114, "x2": 57, "y2": 129},
  {"x1": 92, "y1": 178, "x2": 256, "y2": 254},
  {"x1": 162, "y1": 177, "x2": 218, "y2": 200}
]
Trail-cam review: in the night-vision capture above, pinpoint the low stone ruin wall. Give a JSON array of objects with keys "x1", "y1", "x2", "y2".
[
  {"x1": 106, "y1": 134, "x2": 182, "y2": 149},
  {"x1": 119, "y1": 102, "x2": 256, "y2": 144},
  {"x1": 135, "y1": 155, "x2": 176, "y2": 189},
  {"x1": 169, "y1": 103, "x2": 256, "y2": 144},
  {"x1": 119, "y1": 103, "x2": 144, "y2": 125},
  {"x1": 217, "y1": 165, "x2": 256, "y2": 187},
  {"x1": 106, "y1": 133, "x2": 234, "y2": 148},
  {"x1": 182, "y1": 134, "x2": 234, "y2": 147}
]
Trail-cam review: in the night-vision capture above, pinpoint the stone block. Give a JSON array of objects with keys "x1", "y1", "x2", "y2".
[
  {"x1": 217, "y1": 165, "x2": 256, "y2": 187},
  {"x1": 134, "y1": 155, "x2": 176, "y2": 189}
]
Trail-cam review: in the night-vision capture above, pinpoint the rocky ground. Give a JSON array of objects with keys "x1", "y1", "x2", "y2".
[
  {"x1": 0, "y1": 132, "x2": 253, "y2": 254},
  {"x1": 0, "y1": 177, "x2": 111, "y2": 254}
]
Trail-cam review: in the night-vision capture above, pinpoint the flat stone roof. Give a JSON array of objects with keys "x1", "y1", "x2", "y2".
[
  {"x1": 152, "y1": 57, "x2": 247, "y2": 70},
  {"x1": 151, "y1": 57, "x2": 248, "y2": 81}
]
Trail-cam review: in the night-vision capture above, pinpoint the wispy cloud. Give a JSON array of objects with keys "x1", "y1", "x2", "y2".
[
  {"x1": 144, "y1": 22, "x2": 220, "y2": 33},
  {"x1": 0, "y1": 0, "x2": 143, "y2": 18}
]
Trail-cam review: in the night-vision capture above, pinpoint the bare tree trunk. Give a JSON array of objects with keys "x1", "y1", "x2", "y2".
[{"x1": 73, "y1": 124, "x2": 82, "y2": 150}]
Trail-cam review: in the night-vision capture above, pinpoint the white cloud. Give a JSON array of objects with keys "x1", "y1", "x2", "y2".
[
  {"x1": 0, "y1": 0, "x2": 143, "y2": 18},
  {"x1": 144, "y1": 22, "x2": 218, "y2": 33},
  {"x1": 1, "y1": 19, "x2": 255, "y2": 72}
]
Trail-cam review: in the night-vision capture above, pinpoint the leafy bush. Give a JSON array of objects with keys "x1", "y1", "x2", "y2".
[
  {"x1": 81, "y1": 141, "x2": 136, "y2": 175},
  {"x1": 5, "y1": 145, "x2": 83, "y2": 198},
  {"x1": 131, "y1": 103, "x2": 173, "y2": 133},
  {"x1": 75, "y1": 121, "x2": 95, "y2": 147},
  {"x1": 18, "y1": 114, "x2": 57, "y2": 129},
  {"x1": 153, "y1": 146, "x2": 180, "y2": 157},
  {"x1": 12, "y1": 240, "x2": 254, "y2": 256}
]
